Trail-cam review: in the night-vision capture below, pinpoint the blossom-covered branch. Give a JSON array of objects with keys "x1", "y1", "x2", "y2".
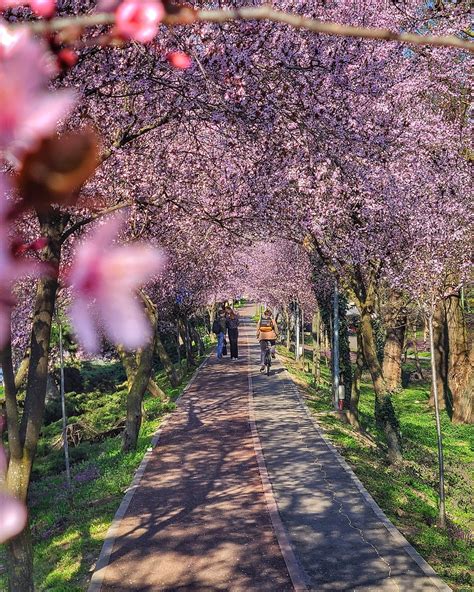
[{"x1": 7, "y1": 4, "x2": 473, "y2": 52}]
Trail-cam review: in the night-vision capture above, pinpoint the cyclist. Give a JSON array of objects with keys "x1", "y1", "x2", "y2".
[{"x1": 256, "y1": 309, "x2": 279, "y2": 372}]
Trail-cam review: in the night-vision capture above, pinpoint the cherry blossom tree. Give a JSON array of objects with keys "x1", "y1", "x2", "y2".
[{"x1": 0, "y1": 0, "x2": 472, "y2": 588}]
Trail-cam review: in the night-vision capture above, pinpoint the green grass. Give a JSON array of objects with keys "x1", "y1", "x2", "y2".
[
  {"x1": 277, "y1": 345, "x2": 474, "y2": 592},
  {"x1": 0, "y1": 356, "x2": 208, "y2": 592}
]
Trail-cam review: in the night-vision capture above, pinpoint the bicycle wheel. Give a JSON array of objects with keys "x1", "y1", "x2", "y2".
[{"x1": 265, "y1": 350, "x2": 271, "y2": 376}]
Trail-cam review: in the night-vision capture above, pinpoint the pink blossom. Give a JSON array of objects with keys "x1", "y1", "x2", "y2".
[
  {"x1": 0, "y1": 175, "x2": 43, "y2": 348},
  {"x1": 115, "y1": 0, "x2": 164, "y2": 43},
  {"x1": 0, "y1": 0, "x2": 55, "y2": 17},
  {"x1": 68, "y1": 214, "x2": 165, "y2": 352},
  {"x1": 167, "y1": 51, "x2": 192, "y2": 70},
  {"x1": 0, "y1": 24, "x2": 75, "y2": 159},
  {"x1": 0, "y1": 442, "x2": 27, "y2": 544},
  {"x1": 0, "y1": 491, "x2": 27, "y2": 543}
]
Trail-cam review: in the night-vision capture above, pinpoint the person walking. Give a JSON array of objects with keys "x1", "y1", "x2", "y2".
[
  {"x1": 226, "y1": 309, "x2": 240, "y2": 360},
  {"x1": 212, "y1": 309, "x2": 227, "y2": 359},
  {"x1": 256, "y1": 309, "x2": 279, "y2": 372}
]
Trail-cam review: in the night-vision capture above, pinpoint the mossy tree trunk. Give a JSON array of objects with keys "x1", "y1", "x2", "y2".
[
  {"x1": 2, "y1": 208, "x2": 67, "y2": 592},
  {"x1": 155, "y1": 329, "x2": 180, "y2": 387},
  {"x1": 285, "y1": 307, "x2": 291, "y2": 350},
  {"x1": 382, "y1": 292, "x2": 407, "y2": 392},
  {"x1": 347, "y1": 325, "x2": 364, "y2": 429},
  {"x1": 358, "y1": 302, "x2": 402, "y2": 464},
  {"x1": 190, "y1": 322, "x2": 205, "y2": 356},
  {"x1": 338, "y1": 293, "x2": 352, "y2": 408},
  {"x1": 312, "y1": 309, "x2": 321, "y2": 385},
  {"x1": 179, "y1": 318, "x2": 195, "y2": 369},
  {"x1": 429, "y1": 302, "x2": 450, "y2": 412},
  {"x1": 121, "y1": 293, "x2": 157, "y2": 453}
]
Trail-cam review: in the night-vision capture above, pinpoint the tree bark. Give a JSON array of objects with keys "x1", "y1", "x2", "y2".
[
  {"x1": 6, "y1": 521, "x2": 34, "y2": 592},
  {"x1": 359, "y1": 303, "x2": 402, "y2": 464},
  {"x1": 208, "y1": 303, "x2": 217, "y2": 333},
  {"x1": 445, "y1": 293, "x2": 474, "y2": 424},
  {"x1": 121, "y1": 293, "x2": 156, "y2": 452},
  {"x1": 190, "y1": 323, "x2": 205, "y2": 356},
  {"x1": 323, "y1": 326, "x2": 330, "y2": 366},
  {"x1": 285, "y1": 307, "x2": 291, "y2": 350},
  {"x1": 6, "y1": 208, "x2": 67, "y2": 591},
  {"x1": 429, "y1": 303, "x2": 449, "y2": 411},
  {"x1": 411, "y1": 324, "x2": 425, "y2": 380},
  {"x1": 147, "y1": 378, "x2": 168, "y2": 400},
  {"x1": 312, "y1": 310, "x2": 321, "y2": 384},
  {"x1": 382, "y1": 294, "x2": 407, "y2": 392},
  {"x1": 14, "y1": 349, "x2": 30, "y2": 392},
  {"x1": 179, "y1": 318, "x2": 195, "y2": 368},
  {"x1": 155, "y1": 329, "x2": 180, "y2": 387},
  {"x1": 347, "y1": 325, "x2": 364, "y2": 429},
  {"x1": 122, "y1": 340, "x2": 154, "y2": 452}
]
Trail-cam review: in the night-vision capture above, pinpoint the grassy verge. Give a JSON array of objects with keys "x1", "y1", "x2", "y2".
[
  {"x1": 276, "y1": 345, "x2": 473, "y2": 592},
  {"x1": 0, "y1": 354, "x2": 209, "y2": 592}
]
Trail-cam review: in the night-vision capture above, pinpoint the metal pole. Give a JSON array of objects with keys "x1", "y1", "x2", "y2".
[
  {"x1": 295, "y1": 303, "x2": 300, "y2": 361},
  {"x1": 333, "y1": 281, "x2": 340, "y2": 410},
  {"x1": 59, "y1": 321, "x2": 72, "y2": 494},
  {"x1": 428, "y1": 314, "x2": 446, "y2": 528},
  {"x1": 301, "y1": 307, "x2": 305, "y2": 366},
  {"x1": 176, "y1": 322, "x2": 181, "y2": 368}
]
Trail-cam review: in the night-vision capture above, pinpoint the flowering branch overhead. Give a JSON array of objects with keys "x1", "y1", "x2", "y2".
[{"x1": 4, "y1": 4, "x2": 473, "y2": 52}]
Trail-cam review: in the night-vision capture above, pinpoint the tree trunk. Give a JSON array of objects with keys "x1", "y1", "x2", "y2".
[
  {"x1": 122, "y1": 294, "x2": 157, "y2": 452},
  {"x1": 323, "y1": 326, "x2": 330, "y2": 366},
  {"x1": 122, "y1": 339, "x2": 154, "y2": 452},
  {"x1": 312, "y1": 310, "x2": 321, "y2": 384},
  {"x1": 359, "y1": 305, "x2": 402, "y2": 464},
  {"x1": 14, "y1": 349, "x2": 30, "y2": 392},
  {"x1": 147, "y1": 379, "x2": 168, "y2": 400},
  {"x1": 190, "y1": 324, "x2": 205, "y2": 356},
  {"x1": 6, "y1": 208, "x2": 67, "y2": 591},
  {"x1": 382, "y1": 293, "x2": 407, "y2": 392},
  {"x1": 155, "y1": 329, "x2": 180, "y2": 387},
  {"x1": 208, "y1": 303, "x2": 217, "y2": 333},
  {"x1": 178, "y1": 318, "x2": 195, "y2": 369},
  {"x1": 6, "y1": 521, "x2": 34, "y2": 592},
  {"x1": 429, "y1": 303, "x2": 449, "y2": 412},
  {"x1": 445, "y1": 294, "x2": 474, "y2": 424},
  {"x1": 285, "y1": 307, "x2": 291, "y2": 351},
  {"x1": 338, "y1": 293, "x2": 352, "y2": 407},
  {"x1": 347, "y1": 326, "x2": 364, "y2": 429}
]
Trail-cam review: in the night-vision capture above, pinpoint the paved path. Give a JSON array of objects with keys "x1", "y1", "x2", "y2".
[{"x1": 89, "y1": 307, "x2": 450, "y2": 592}]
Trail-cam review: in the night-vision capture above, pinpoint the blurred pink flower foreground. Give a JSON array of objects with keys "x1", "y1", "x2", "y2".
[
  {"x1": 0, "y1": 24, "x2": 74, "y2": 158},
  {"x1": 68, "y1": 214, "x2": 165, "y2": 352},
  {"x1": 0, "y1": 175, "x2": 43, "y2": 348},
  {"x1": 0, "y1": 0, "x2": 55, "y2": 17},
  {"x1": 115, "y1": 0, "x2": 164, "y2": 43},
  {"x1": 0, "y1": 444, "x2": 27, "y2": 544}
]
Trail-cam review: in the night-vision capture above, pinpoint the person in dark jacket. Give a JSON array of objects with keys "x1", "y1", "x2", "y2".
[
  {"x1": 226, "y1": 309, "x2": 240, "y2": 360},
  {"x1": 212, "y1": 309, "x2": 227, "y2": 359}
]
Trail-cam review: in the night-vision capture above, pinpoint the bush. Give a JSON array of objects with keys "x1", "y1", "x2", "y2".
[{"x1": 80, "y1": 362, "x2": 126, "y2": 393}]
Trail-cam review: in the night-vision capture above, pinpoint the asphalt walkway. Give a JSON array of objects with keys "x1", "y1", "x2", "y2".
[{"x1": 89, "y1": 307, "x2": 450, "y2": 592}]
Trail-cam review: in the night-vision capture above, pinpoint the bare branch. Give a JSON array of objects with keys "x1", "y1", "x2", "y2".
[{"x1": 61, "y1": 200, "x2": 133, "y2": 243}]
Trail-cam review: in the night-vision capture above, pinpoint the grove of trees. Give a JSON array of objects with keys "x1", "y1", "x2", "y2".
[{"x1": 0, "y1": 0, "x2": 472, "y2": 590}]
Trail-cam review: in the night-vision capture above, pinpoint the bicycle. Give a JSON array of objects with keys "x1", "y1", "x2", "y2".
[{"x1": 262, "y1": 340, "x2": 272, "y2": 376}]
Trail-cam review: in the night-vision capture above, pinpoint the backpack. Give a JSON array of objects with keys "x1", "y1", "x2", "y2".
[
  {"x1": 259, "y1": 317, "x2": 274, "y2": 332},
  {"x1": 212, "y1": 319, "x2": 222, "y2": 334}
]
